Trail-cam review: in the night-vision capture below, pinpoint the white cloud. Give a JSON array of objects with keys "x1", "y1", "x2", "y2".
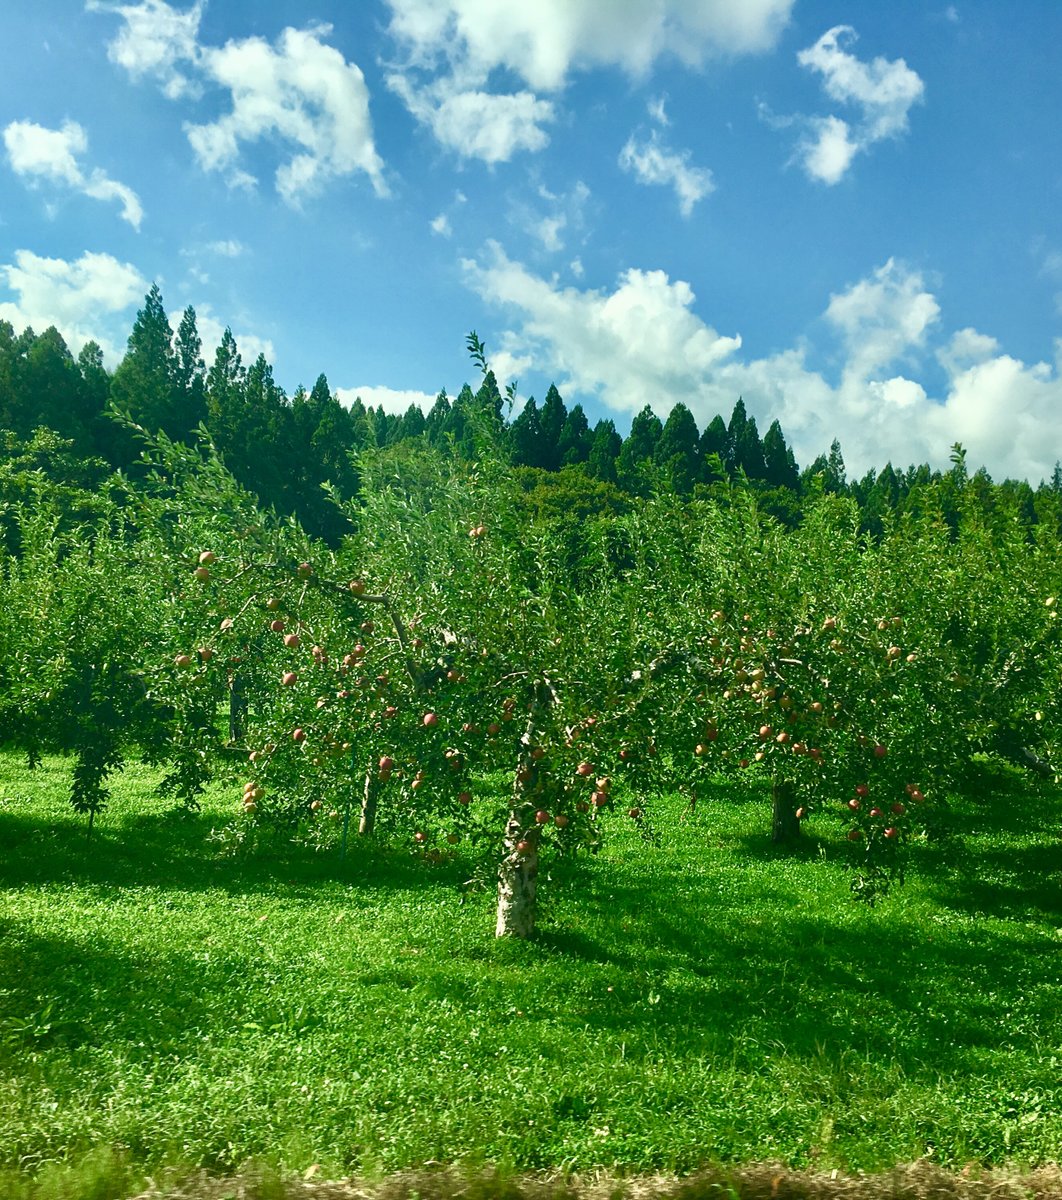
[
  {"x1": 647, "y1": 95, "x2": 670, "y2": 126},
  {"x1": 3, "y1": 119, "x2": 144, "y2": 228},
  {"x1": 385, "y1": 0, "x2": 793, "y2": 161},
  {"x1": 204, "y1": 239, "x2": 245, "y2": 258},
  {"x1": 430, "y1": 213, "x2": 452, "y2": 237},
  {"x1": 785, "y1": 25, "x2": 924, "y2": 184},
  {"x1": 0, "y1": 248, "x2": 146, "y2": 361},
  {"x1": 91, "y1": 3, "x2": 386, "y2": 203},
  {"x1": 387, "y1": 74, "x2": 554, "y2": 163},
  {"x1": 186, "y1": 25, "x2": 387, "y2": 204},
  {"x1": 824, "y1": 257, "x2": 940, "y2": 378},
  {"x1": 619, "y1": 130, "x2": 714, "y2": 216},
  {"x1": 336, "y1": 385, "x2": 439, "y2": 414},
  {"x1": 797, "y1": 115, "x2": 858, "y2": 186},
  {"x1": 461, "y1": 241, "x2": 1062, "y2": 481},
  {"x1": 86, "y1": 0, "x2": 203, "y2": 100},
  {"x1": 385, "y1": 0, "x2": 795, "y2": 92}
]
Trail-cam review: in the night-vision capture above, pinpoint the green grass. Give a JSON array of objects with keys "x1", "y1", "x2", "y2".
[{"x1": 1, "y1": 753, "x2": 1060, "y2": 1192}]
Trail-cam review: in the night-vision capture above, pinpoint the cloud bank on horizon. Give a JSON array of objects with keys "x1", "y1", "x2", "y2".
[{"x1": 0, "y1": 0, "x2": 1059, "y2": 482}]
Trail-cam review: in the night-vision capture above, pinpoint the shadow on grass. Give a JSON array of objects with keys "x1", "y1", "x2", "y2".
[
  {"x1": 2, "y1": 754, "x2": 1060, "y2": 1094},
  {"x1": 0, "y1": 800, "x2": 473, "y2": 900}
]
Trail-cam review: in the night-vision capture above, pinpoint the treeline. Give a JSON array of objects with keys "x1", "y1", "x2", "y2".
[{"x1": 2, "y1": 284, "x2": 1061, "y2": 543}]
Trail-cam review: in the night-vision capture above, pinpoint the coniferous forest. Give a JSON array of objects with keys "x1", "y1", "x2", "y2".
[{"x1": 3, "y1": 285, "x2": 1059, "y2": 545}]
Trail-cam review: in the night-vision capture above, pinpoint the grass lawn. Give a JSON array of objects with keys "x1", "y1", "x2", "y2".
[{"x1": 1, "y1": 752, "x2": 1060, "y2": 1191}]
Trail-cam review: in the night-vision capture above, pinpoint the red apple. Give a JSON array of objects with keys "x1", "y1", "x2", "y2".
[
  {"x1": 457, "y1": 791, "x2": 471, "y2": 806},
  {"x1": 422, "y1": 712, "x2": 439, "y2": 728},
  {"x1": 284, "y1": 633, "x2": 300, "y2": 648},
  {"x1": 348, "y1": 579, "x2": 366, "y2": 595},
  {"x1": 873, "y1": 743, "x2": 887, "y2": 758},
  {"x1": 297, "y1": 562, "x2": 313, "y2": 578},
  {"x1": 628, "y1": 807, "x2": 642, "y2": 819},
  {"x1": 193, "y1": 566, "x2": 210, "y2": 581},
  {"x1": 534, "y1": 810, "x2": 550, "y2": 824},
  {"x1": 848, "y1": 797, "x2": 862, "y2": 811},
  {"x1": 282, "y1": 671, "x2": 298, "y2": 686},
  {"x1": 198, "y1": 550, "x2": 217, "y2": 565},
  {"x1": 855, "y1": 784, "x2": 870, "y2": 798},
  {"x1": 515, "y1": 839, "x2": 533, "y2": 855},
  {"x1": 293, "y1": 728, "x2": 307, "y2": 743},
  {"x1": 174, "y1": 653, "x2": 193, "y2": 668},
  {"x1": 576, "y1": 761, "x2": 595, "y2": 776},
  {"x1": 270, "y1": 619, "x2": 285, "y2": 633},
  {"x1": 884, "y1": 826, "x2": 899, "y2": 839},
  {"x1": 554, "y1": 814, "x2": 569, "y2": 828}
]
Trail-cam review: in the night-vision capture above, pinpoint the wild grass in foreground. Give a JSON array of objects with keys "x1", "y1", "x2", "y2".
[{"x1": 0, "y1": 753, "x2": 1060, "y2": 1189}]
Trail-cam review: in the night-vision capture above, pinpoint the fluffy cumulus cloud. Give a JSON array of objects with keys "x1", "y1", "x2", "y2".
[
  {"x1": 462, "y1": 242, "x2": 1062, "y2": 481},
  {"x1": 787, "y1": 25, "x2": 924, "y2": 184},
  {"x1": 3, "y1": 119, "x2": 144, "y2": 228},
  {"x1": 86, "y1": 0, "x2": 203, "y2": 99},
  {"x1": 90, "y1": 2, "x2": 386, "y2": 204},
  {"x1": 385, "y1": 0, "x2": 794, "y2": 162},
  {"x1": 619, "y1": 131, "x2": 714, "y2": 216},
  {"x1": 386, "y1": 74, "x2": 554, "y2": 163},
  {"x1": 0, "y1": 249, "x2": 147, "y2": 361},
  {"x1": 385, "y1": 0, "x2": 795, "y2": 91},
  {"x1": 188, "y1": 25, "x2": 387, "y2": 203}
]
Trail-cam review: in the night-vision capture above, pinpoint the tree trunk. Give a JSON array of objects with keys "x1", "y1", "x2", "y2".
[
  {"x1": 358, "y1": 766, "x2": 378, "y2": 837},
  {"x1": 229, "y1": 670, "x2": 247, "y2": 742},
  {"x1": 495, "y1": 811, "x2": 539, "y2": 938},
  {"x1": 771, "y1": 777, "x2": 801, "y2": 844}
]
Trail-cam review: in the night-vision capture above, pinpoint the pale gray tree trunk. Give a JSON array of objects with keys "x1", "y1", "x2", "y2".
[
  {"x1": 358, "y1": 766, "x2": 378, "y2": 837},
  {"x1": 495, "y1": 813, "x2": 539, "y2": 938},
  {"x1": 494, "y1": 678, "x2": 555, "y2": 938}
]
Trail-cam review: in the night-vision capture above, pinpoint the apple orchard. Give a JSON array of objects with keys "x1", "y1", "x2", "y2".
[{"x1": 144, "y1": 436, "x2": 1062, "y2": 938}]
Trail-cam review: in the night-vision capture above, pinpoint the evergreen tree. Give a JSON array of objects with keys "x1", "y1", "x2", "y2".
[
  {"x1": 557, "y1": 403, "x2": 592, "y2": 467},
  {"x1": 825, "y1": 438, "x2": 847, "y2": 494},
  {"x1": 396, "y1": 403, "x2": 427, "y2": 442},
  {"x1": 424, "y1": 389, "x2": 451, "y2": 444},
  {"x1": 655, "y1": 402, "x2": 700, "y2": 495},
  {"x1": 617, "y1": 405, "x2": 662, "y2": 493},
  {"x1": 699, "y1": 414, "x2": 729, "y2": 485},
  {"x1": 539, "y1": 383, "x2": 568, "y2": 471},
  {"x1": 172, "y1": 306, "x2": 207, "y2": 439},
  {"x1": 205, "y1": 328, "x2": 246, "y2": 463},
  {"x1": 587, "y1": 419, "x2": 622, "y2": 484},
  {"x1": 23, "y1": 327, "x2": 84, "y2": 441},
  {"x1": 762, "y1": 419, "x2": 799, "y2": 490},
  {"x1": 729, "y1": 399, "x2": 766, "y2": 479},
  {"x1": 509, "y1": 397, "x2": 545, "y2": 467},
  {"x1": 110, "y1": 284, "x2": 180, "y2": 438},
  {"x1": 473, "y1": 370, "x2": 505, "y2": 431}
]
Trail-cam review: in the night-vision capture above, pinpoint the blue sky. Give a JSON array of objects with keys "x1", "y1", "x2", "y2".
[{"x1": 1, "y1": 1, "x2": 1060, "y2": 480}]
